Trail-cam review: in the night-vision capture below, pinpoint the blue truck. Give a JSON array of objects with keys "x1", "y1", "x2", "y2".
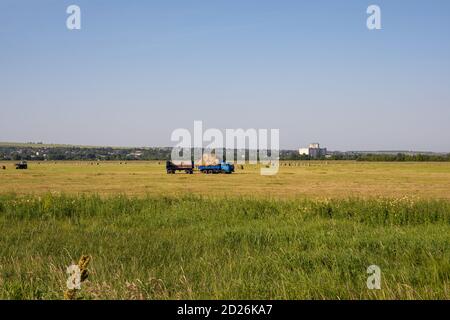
[{"x1": 198, "y1": 162, "x2": 235, "y2": 174}]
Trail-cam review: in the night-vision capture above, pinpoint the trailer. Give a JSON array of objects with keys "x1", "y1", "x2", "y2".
[
  {"x1": 198, "y1": 162, "x2": 234, "y2": 174},
  {"x1": 166, "y1": 160, "x2": 194, "y2": 174}
]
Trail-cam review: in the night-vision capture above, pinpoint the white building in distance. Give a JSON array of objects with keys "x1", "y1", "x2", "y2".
[{"x1": 299, "y1": 143, "x2": 327, "y2": 158}]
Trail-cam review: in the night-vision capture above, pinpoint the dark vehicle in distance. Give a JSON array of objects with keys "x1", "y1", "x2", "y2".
[
  {"x1": 15, "y1": 161, "x2": 28, "y2": 170},
  {"x1": 166, "y1": 160, "x2": 194, "y2": 174}
]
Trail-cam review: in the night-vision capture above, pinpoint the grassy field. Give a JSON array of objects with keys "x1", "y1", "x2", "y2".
[
  {"x1": 1, "y1": 161, "x2": 450, "y2": 199},
  {"x1": 1, "y1": 161, "x2": 449, "y2": 299}
]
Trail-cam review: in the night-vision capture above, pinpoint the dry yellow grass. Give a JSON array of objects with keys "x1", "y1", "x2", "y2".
[{"x1": 1, "y1": 160, "x2": 449, "y2": 199}]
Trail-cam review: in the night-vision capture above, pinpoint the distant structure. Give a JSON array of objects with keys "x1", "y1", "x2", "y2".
[{"x1": 299, "y1": 143, "x2": 327, "y2": 159}]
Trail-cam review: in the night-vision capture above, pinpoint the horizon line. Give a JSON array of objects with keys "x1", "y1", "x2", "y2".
[{"x1": 1, "y1": 141, "x2": 448, "y2": 155}]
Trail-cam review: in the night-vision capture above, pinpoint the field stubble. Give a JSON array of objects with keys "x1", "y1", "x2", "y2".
[{"x1": 0, "y1": 161, "x2": 450, "y2": 199}]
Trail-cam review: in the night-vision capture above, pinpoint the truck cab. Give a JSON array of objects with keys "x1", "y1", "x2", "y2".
[{"x1": 219, "y1": 162, "x2": 234, "y2": 174}]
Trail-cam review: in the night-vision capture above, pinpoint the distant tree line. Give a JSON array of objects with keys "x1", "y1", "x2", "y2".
[
  {"x1": 0, "y1": 146, "x2": 172, "y2": 161},
  {"x1": 1, "y1": 146, "x2": 449, "y2": 162},
  {"x1": 330, "y1": 153, "x2": 450, "y2": 162}
]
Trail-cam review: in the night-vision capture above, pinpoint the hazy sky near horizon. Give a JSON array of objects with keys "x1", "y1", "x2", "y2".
[{"x1": 1, "y1": 0, "x2": 450, "y2": 151}]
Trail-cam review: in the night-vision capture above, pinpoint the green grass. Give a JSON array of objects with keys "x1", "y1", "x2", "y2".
[{"x1": 1, "y1": 194, "x2": 449, "y2": 299}]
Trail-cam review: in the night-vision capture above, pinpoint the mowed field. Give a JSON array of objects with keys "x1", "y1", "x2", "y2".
[
  {"x1": 1, "y1": 161, "x2": 449, "y2": 299},
  {"x1": 1, "y1": 161, "x2": 450, "y2": 199}
]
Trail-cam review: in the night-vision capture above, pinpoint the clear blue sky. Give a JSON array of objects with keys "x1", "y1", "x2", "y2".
[{"x1": 1, "y1": 0, "x2": 449, "y2": 151}]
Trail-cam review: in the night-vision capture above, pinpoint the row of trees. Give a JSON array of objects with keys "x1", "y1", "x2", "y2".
[
  {"x1": 328, "y1": 152, "x2": 450, "y2": 161},
  {"x1": 0, "y1": 146, "x2": 172, "y2": 161},
  {"x1": 1, "y1": 146, "x2": 449, "y2": 162}
]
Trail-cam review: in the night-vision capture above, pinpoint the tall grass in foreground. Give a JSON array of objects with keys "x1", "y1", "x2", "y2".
[{"x1": 0, "y1": 194, "x2": 449, "y2": 299}]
